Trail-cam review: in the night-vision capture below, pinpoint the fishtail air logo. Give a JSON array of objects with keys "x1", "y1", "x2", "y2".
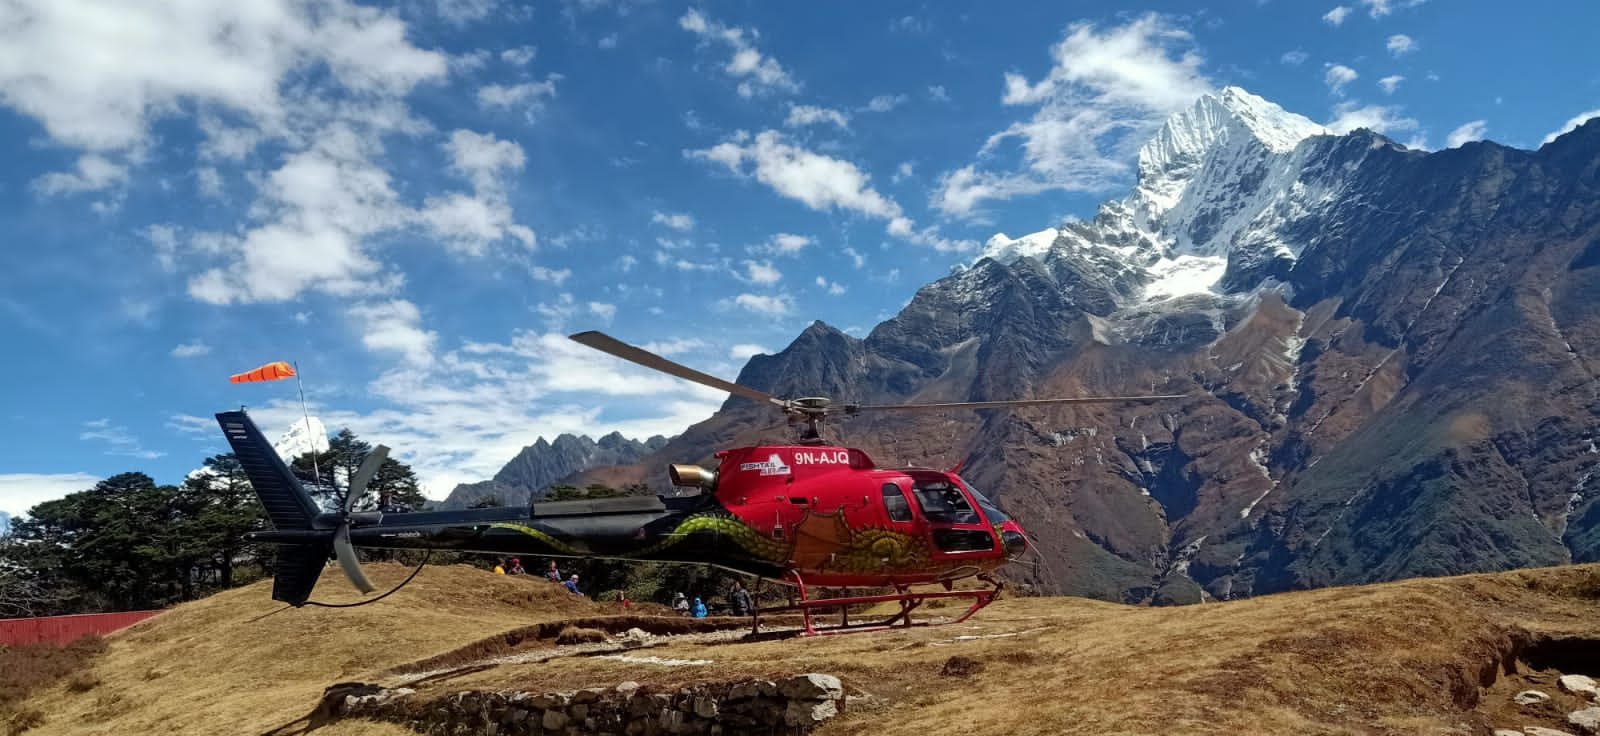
[{"x1": 739, "y1": 453, "x2": 792, "y2": 476}]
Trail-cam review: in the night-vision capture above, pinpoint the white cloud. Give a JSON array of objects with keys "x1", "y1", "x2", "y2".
[
  {"x1": 1361, "y1": 0, "x2": 1426, "y2": 18},
  {"x1": 1325, "y1": 101, "x2": 1420, "y2": 135},
  {"x1": 530, "y1": 266, "x2": 572, "y2": 284},
  {"x1": 1542, "y1": 109, "x2": 1600, "y2": 146},
  {"x1": 643, "y1": 338, "x2": 708, "y2": 355},
  {"x1": 1281, "y1": 50, "x2": 1309, "y2": 65},
  {"x1": 889, "y1": 16, "x2": 930, "y2": 33},
  {"x1": 80, "y1": 419, "x2": 164, "y2": 460},
  {"x1": 651, "y1": 211, "x2": 696, "y2": 231},
  {"x1": 1324, "y1": 64, "x2": 1358, "y2": 94},
  {"x1": 1, "y1": 1, "x2": 550, "y2": 307},
  {"x1": 501, "y1": 46, "x2": 536, "y2": 65},
  {"x1": 785, "y1": 104, "x2": 849, "y2": 129},
  {"x1": 678, "y1": 9, "x2": 798, "y2": 98},
  {"x1": 616, "y1": 255, "x2": 638, "y2": 272},
  {"x1": 0, "y1": 0, "x2": 448, "y2": 152},
  {"x1": 1378, "y1": 75, "x2": 1404, "y2": 94},
  {"x1": 928, "y1": 85, "x2": 950, "y2": 102},
  {"x1": 437, "y1": 0, "x2": 496, "y2": 25},
  {"x1": 477, "y1": 78, "x2": 559, "y2": 115},
  {"x1": 933, "y1": 13, "x2": 1212, "y2": 217},
  {"x1": 172, "y1": 341, "x2": 211, "y2": 358},
  {"x1": 743, "y1": 260, "x2": 782, "y2": 285},
  {"x1": 842, "y1": 247, "x2": 865, "y2": 268},
  {"x1": 688, "y1": 130, "x2": 902, "y2": 221},
  {"x1": 729, "y1": 293, "x2": 793, "y2": 316},
  {"x1": 0, "y1": 473, "x2": 101, "y2": 518},
  {"x1": 761, "y1": 233, "x2": 812, "y2": 256},
  {"x1": 588, "y1": 301, "x2": 617, "y2": 323},
  {"x1": 418, "y1": 130, "x2": 535, "y2": 255},
  {"x1": 1323, "y1": 6, "x2": 1351, "y2": 25},
  {"x1": 892, "y1": 161, "x2": 914, "y2": 184},
  {"x1": 1445, "y1": 120, "x2": 1488, "y2": 148},
  {"x1": 815, "y1": 276, "x2": 845, "y2": 295},
  {"x1": 32, "y1": 154, "x2": 128, "y2": 195},
  {"x1": 1386, "y1": 34, "x2": 1415, "y2": 56},
  {"x1": 349, "y1": 299, "x2": 436, "y2": 365},
  {"x1": 598, "y1": 34, "x2": 618, "y2": 49},
  {"x1": 728, "y1": 343, "x2": 769, "y2": 360},
  {"x1": 445, "y1": 129, "x2": 525, "y2": 193},
  {"x1": 196, "y1": 167, "x2": 224, "y2": 198},
  {"x1": 864, "y1": 94, "x2": 908, "y2": 113}
]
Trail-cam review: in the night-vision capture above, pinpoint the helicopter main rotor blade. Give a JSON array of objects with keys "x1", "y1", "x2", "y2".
[
  {"x1": 844, "y1": 395, "x2": 1188, "y2": 413},
  {"x1": 570, "y1": 331, "x2": 785, "y2": 407}
]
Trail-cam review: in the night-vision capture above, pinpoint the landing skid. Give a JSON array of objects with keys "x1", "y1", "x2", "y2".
[{"x1": 751, "y1": 571, "x2": 1002, "y2": 636}]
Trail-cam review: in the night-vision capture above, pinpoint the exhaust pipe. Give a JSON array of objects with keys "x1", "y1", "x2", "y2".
[{"x1": 669, "y1": 464, "x2": 717, "y2": 489}]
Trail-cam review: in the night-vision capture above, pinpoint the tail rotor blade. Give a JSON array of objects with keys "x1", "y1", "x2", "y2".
[
  {"x1": 344, "y1": 445, "x2": 389, "y2": 514},
  {"x1": 333, "y1": 525, "x2": 376, "y2": 594}
]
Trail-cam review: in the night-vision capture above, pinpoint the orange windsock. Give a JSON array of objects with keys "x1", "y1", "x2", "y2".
[{"x1": 230, "y1": 361, "x2": 297, "y2": 384}]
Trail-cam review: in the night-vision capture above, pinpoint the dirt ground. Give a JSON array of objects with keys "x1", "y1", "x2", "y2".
[{"x1": 15, "y1": 563, "x2": 1600, "y2": 736}]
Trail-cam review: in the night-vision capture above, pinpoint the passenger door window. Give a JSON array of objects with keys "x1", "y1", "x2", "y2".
[{"x1": 881, "y1": 483, "x2": 913, "y2": 522}]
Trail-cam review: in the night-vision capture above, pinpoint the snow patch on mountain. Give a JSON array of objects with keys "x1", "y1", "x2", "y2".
[{"x1": 977, "y1": 87, "x2": 1336, "y2": 305}]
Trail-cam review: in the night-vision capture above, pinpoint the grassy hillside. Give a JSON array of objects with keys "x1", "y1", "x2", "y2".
[
  {"x1": 12, "y1": 562, "x2": 1600, "y2": 735},
  {"x1": 14, "y1": 563, "x2": 609, "y2": 736}
]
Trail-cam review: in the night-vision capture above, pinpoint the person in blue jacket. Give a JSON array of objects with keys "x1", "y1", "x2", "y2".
[
  {"x1": 564, "y1": 574, "x2": 583, "y2": 596},
  {"x1": 691, "y1": 596, "x2": 707, "y2": 618}
]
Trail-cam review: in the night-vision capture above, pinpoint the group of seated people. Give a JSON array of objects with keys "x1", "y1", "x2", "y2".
[
  {"x1": 494, "y1": 557, "x2": 583, "y2": 595},
  {"x1": 491, "y1": 557, "x2": 755, "y2": 615}
]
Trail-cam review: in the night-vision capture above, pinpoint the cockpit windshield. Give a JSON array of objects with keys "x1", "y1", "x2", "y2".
[
  {"x1": 910, "y1": 477, "x2": 981, "y2": 524},
  {"x1": 957, "y1": 476, "x2": 1010, "y2": 525}
]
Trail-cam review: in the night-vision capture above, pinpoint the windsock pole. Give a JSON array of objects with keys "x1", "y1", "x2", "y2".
[{"x1": 293, "y1": 360, "x2": 322, "y2": 487}]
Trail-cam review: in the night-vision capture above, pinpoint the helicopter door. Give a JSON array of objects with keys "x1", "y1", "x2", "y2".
[{"x1": 909, "y1": 477, "x2": 997, "y2": 555}]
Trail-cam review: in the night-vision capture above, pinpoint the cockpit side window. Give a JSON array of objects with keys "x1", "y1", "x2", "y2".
[
  {"x1": 910, "y1": 479, "x2": 980, "y2": 524},
  {"x1": 882, "y1": 483, "x2": 913, "y2": 522}
]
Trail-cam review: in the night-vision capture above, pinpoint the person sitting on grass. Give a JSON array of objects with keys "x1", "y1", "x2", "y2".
[{"x1": 564, "y1": 574, "x2": 583, "y2": 596}]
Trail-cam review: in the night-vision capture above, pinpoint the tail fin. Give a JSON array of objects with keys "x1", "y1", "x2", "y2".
[{"x1": 216, "y1": 410, "x2": 329, "y2": 606}]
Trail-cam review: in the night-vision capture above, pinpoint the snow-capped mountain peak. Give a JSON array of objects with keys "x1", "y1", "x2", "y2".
[
  {"x1": 979, "y1": 86, "x2": 1355, "y2": 306},
  {"x1": 1136, "y1": 86, "x2": 1328, "y2": 215},
  {"x1": 274, "y1": 416, "x2": 330, "y2": 461}
]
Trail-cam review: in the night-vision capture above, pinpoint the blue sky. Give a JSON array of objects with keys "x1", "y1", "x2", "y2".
[{"x1": 1, "y1": 0, "x2": 1596, "y2": 515}]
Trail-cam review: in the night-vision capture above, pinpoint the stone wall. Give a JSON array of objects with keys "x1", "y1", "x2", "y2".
[{"x1": 328, "y1": 674, "x2": 844, "y2": 735}]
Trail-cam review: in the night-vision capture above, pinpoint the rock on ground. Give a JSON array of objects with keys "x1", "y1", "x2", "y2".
[
  {"x1": 1560, "y1": 675, "x2": 1600, "y2": 698},
  {"x1": 1570, "y1": 707, "x2": 1600, "y2": 735},
  {"x1": 1518, "y1": 691, "x2": 1554, "y2": 705}
]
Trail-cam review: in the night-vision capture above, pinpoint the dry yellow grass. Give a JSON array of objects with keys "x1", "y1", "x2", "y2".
[
  {"x1": 18, "y1": 563, "x2": 609, "y2": 736},
  {"x1": 16, "y1": 562, "x2": 1600, "y2": 736}
]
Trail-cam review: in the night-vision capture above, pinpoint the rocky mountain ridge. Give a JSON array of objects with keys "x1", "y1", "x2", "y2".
[
  {"x1": 574, "y1": 86, "x2": 1600, "y2": 605},
  {"x1": 441, "y1": 432, "x2": 669, "y2": 509}
]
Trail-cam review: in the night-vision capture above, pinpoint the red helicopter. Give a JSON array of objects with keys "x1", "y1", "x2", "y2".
[{"x1": 223, "y1": 331, "x2": 1180, "y2": 635}]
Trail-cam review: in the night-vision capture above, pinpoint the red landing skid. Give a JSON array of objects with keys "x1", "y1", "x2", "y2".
[{"x1": 751, "y1": 571, "x2": 1003, "y2": 637}]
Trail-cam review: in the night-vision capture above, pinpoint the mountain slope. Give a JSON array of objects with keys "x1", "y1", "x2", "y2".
[{"x1": 581, "y1": 88, "x2": 1600, "y2": 604}]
